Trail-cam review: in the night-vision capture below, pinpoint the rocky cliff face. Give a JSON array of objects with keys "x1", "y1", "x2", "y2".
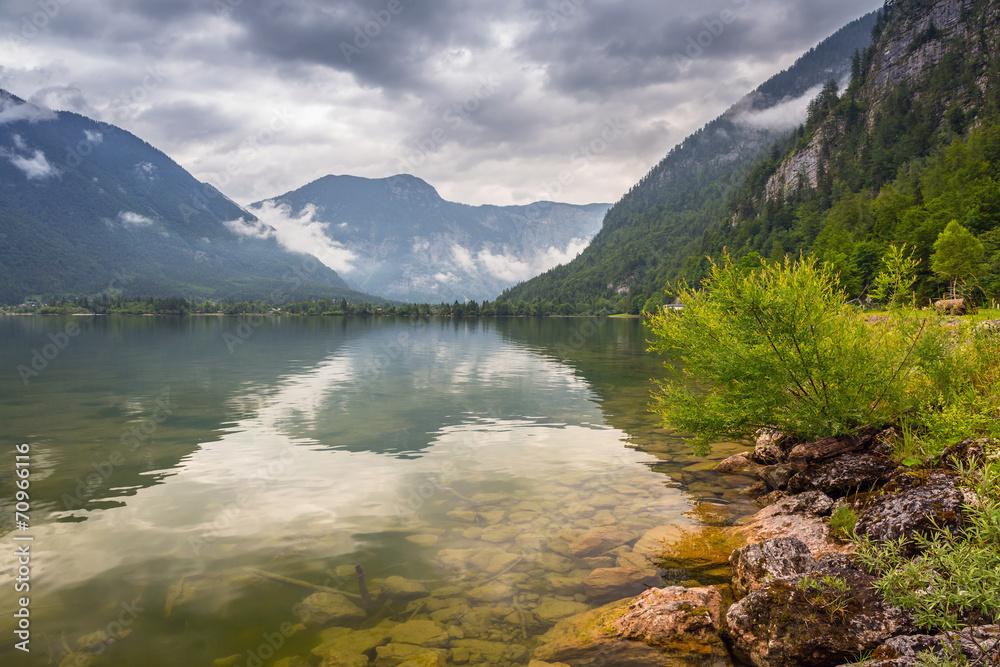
[{"x1": 765, "y1": 0, "x2": 1000, "y2": 202}]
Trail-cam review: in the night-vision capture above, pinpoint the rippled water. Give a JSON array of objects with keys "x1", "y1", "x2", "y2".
[{"x1": 0, "y1": 316, "x2": 756, "y2": 666}]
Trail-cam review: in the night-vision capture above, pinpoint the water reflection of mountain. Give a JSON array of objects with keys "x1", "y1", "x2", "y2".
[
  {"x1": 0, "y1": 316, "x2": 354, "y2": 520},
  {"x1": 492, "y1": 317, "x2": 757, "y2": 517}
]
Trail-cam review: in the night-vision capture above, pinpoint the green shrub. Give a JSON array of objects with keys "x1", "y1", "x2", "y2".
[
  {"x1": 647, "y1": 254, "x2": 939, "y2": 453},
  {"x1": 829, "y1": 505, "x2": 859, "y2": 540}
]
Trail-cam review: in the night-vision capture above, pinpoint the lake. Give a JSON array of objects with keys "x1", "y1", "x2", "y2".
[{"x1": 0, "y1": 316, "x2": 756, "y2": 666}]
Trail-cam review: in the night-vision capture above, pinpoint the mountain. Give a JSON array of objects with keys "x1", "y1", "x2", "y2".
[
  {"x1": 498, "y1": 11, "x2": 879, "y2": 311},
  {"x1": 251, "y1": 174, "x2": 610, "y2": 303},
  {"x1": 700, "y1": 0, "x2": 1000, "y2": 301},
  {"x1": 0, "y1": 90, "x2": 373, "y2": 304}
]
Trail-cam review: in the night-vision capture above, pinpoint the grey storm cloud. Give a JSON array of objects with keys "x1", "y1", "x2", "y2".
[{"x1": 0, "y1": 0, "x2": 882, "y2": 206}]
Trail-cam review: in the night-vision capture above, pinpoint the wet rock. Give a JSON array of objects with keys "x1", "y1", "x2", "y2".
[
  {"x1": 716, "y1": 452, "x2": 761, "y2": 475},
  {"x1": 533, "y1": 598, "x2": 589, "y2": 623},
  {"x1": 787, "y1": 454, "x2": 895, "y2": 497},
  {"x1": 726, "y1": 558, "x2": 915, "y2": 667},
  {"x1": 388, "y1": 620, "x2": 449, "y2": 647},
  {"x1": 757, "y1": 464, "x2": 797, "y2": 491},
  {"x1": 616, "y1": 551, "x2": 650, "y2": 569},
  {"x1": 730, "y1": 537, "x2": 817, "y2": 597},
  {"x1": 534, "y1": 596, "x2": 733, "y2": 666},
  {"x1": 568, "y1": 526, "x2": 634, "y2": 558},
  {"x1": 378, "y1": 576, "x2": 429, "y2": 600},
  {"x1": 610, "y1": 586, "x2": 725, "y2": 650},
  {"x1": 735, "y1": 494, "x2": 848, "y2": 558},
  {"x1": 855, "y1": 473, "x2": 965, "y2": 551},
  {"x1": 583, "y1": 567, "x2": 661, "y2": 601},
  {"x1": 316, "y1": 651, "x2": 370, "y2": 667},
  {"x1": 528, "y1": 661, "x2": 571, "y2": 667},
  {"x1": 295, "y1": 593, "x2": 367, "y2": 627}
]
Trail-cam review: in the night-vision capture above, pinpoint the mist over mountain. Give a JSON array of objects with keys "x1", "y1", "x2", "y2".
[
  {"x1": 0, "y1": 89, "x2": 370, "y2": 303},
  {"x1": 251, "y1": 174, "x2": 610, "y2": 303}
]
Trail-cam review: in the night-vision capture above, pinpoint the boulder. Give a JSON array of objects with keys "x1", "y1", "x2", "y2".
[
  {"x1": 450, "y1": 639, "x2": 528, "y2": 665},
  {"x1": 937, "y1": 437, "x2": 998, "y2": 468},
  {"x1": 533, "y1": 598, "x2": 589, "y2": 623},
  {"x1": 836, "y1": 625, "x2": 1000, "y2": 667},
  {"x1": 758, "y1": 464, "x2": 797, "y2": 491},
  {"x1": 753, "y1": 430, "x2": 789, "y2": 465},
  {"x1": 726, "y1": 558, "x2": 915, "y2": 667},
  {"x1": 716, "y1": 452, "x2": 761, "y2": 475},
  {"x1": 533, "y1": 595, "x2": 733, "y2": 666},
  {"x1": 787, "y1": 454, "x2": 895, "y2": 497},
  {"x1": 855, "y1": 473, "x2": 965, "y2": 552},
  {"x1": 294, "y1": 593, "x2": 367, "y2": 627},
  {"x1": 729, "y1": 537, "x2": 817, "y2": 597},
  {"x1": 568, "y1": 526, "x2": 634, "y2": 558},
  {"x1": 734, "y1": 493, "x2": 847, "y2": 558},
  {"x1": 610, "y1": 586, "x2": 725, "y2": 651},
  {"x1": 312, "y1": 627, "x2": 391, "y2": 662},
  {"x1": 583, "y1": 567, "x2": 661, "y2": 601}
]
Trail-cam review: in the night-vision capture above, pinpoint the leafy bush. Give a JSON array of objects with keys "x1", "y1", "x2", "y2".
[{"x1": 647, "y1": 255, "x2": 938, "y2": 452}]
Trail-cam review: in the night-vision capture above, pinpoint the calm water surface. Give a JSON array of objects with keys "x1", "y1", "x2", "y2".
[{"x1": 0, "y1": 317, "x2": 755, "y2": 666}]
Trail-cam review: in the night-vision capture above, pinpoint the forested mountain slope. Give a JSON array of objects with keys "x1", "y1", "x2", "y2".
[
  {"x1": 0, "y1": 90, "x2": 364, "y2": 303},
  {"x1": 499, "y1": 11, "x2": 879, "y2": 311},
  {"x1": 699, "y1": 0, "x2": 1000, "y2": 302}
]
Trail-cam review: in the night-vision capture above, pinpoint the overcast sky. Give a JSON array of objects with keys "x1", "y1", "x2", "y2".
[{"x1": 0, "y1": 0, "x2": 881, "y2": 207}]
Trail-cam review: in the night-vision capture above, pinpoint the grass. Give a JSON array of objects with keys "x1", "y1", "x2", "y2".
[{"x1": 828, "y1": 505, "x2": 859, "y2": 540}]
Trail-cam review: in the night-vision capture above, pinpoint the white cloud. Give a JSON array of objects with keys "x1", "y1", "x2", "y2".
[
  {"x1": 450, "y1": 244, "x2": 477, "y2": 273},
  {"x1": 7, "y1": 149, "x2": 58, "y2": 180},
  {"x1": 11, "y1": 134, "x2": 26, "y2": 150},
  {"x1": 733, "y1": 84, "x2": 824, "y2": 131},
  {"x1": 0, "y1": 97, "x2": 57, "y2": 125},
  {"x1": 84, "y1": 130, "x2": 103, "y2": 143},
  {"x1": 240, "y1": 201, "x2": 358, "y2": 275},
  {"x1": 476, "y1": 237, "x2": 591, "y2": 283},
  {"x1": 118, "y1": 211, "x2": 154, "y2": 226}
]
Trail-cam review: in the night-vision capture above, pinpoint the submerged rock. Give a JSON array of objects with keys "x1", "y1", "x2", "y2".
[
  {"x1": 377, "y1": 576, "x2": 430, "y2": 600},
  {"x1": 583, "y1": 566, "x2": 661, "y2": 601},
  {"x1": 568, "y1": 526, "x2": 634, "y2": 558},
  {"x1": 533, "y1": 593, "x2": 733, "y2": 666},
  {"x1": 295, "y1": 592, "x2": 367, "y2": 627},
  {"x1": 373, "y1": 644, "x2": 446, "y2": 667},
  {"x1": 388, "y1": 620, "x2": 449, "y2": 647},
  {"x1": 729, "y1": 537, "x2": 817, "y2": 597}
]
